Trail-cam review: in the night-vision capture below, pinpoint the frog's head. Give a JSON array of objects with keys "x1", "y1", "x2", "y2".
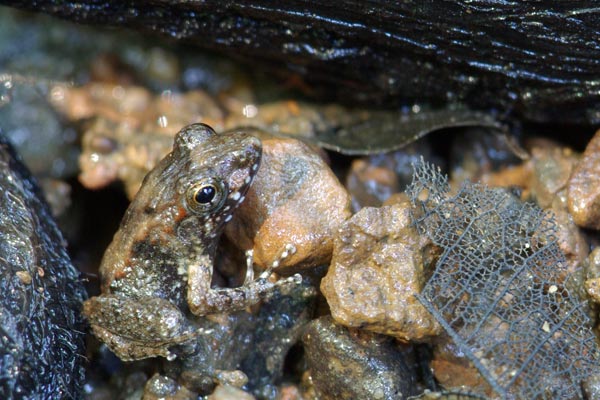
[{"x1": 169, "y1": 123, "x2": 262, "y2": 247}]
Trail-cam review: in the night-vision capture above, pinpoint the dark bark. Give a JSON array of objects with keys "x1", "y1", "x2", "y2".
[{"x1": 1, "y1": 1, "x2": 599, "y2": 124}]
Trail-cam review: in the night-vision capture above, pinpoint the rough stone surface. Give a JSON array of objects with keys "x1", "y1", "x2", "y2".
[
  {"x1": 430, "y1": 337, "x2": 495, "y2": 398},
  {"x1": 320, "y1": 194, "x2": 441, "y2": 341},
  {"x1": 345, "y1": 141, "x2": 437, "y2": 212},
  {"x1": 50, "y1": 82, "x2": 224, "y2": 197},
  {"x1": 302, "y1": 316, "x2": 418, "y2": 400},
  {"x1": 226, "y1": 136, "x2": 351, "y2": 272},
  {"x1": 207, "y1": 385, "x2": 255, "y2": 400},
  {"x1": 568, "y1": 129, "x2": 600, "y2": 230}
]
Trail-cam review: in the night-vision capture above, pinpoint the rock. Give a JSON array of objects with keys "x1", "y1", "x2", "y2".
[
  {"x1": 478, "y1": 141, "x2": 589, "y2": 276},
  {"x1": 320, "y1": 194, "x2": 441, "y2": 341},
  {"x1": 143, "y1": 374, "x2": 196, "y2": 400},
  {"x1": 225, "y1": 136, "x2": 352, "y2": 272},
  {"x1": 241, "y1": 279, "x2": 317, "y2": 399},
  {"x1": 346, "y1": 158, "x2": 400, "y2": 211},
  {"x1": 568, "y1": 129, "x2": 600, "y2": 230},
  {"x1": 450, "y1": 128, "x2": 523, "y2": 185},
  {"x1": 50, "y1": 82, "x2": 225, "y2": 197},
  {"x1": 529, "y1": 144, "x2": 579, "y2": 209},
  {"x1": 0, "y1": 136, "x2": 86, "y2": 398},
  {"x1": 302, "y1": 316, "x2": 418, "y2": 400},
  {"x1": 345, "y1": 141, "x2": 438, "y2": 212},
  {"x1": 6, "y1": 1, "x2": 600, "y2": 124},
  {"x1": 584, "y1": 248, "x2": 600, "y2": 304},
  {"x1": 207, "y1": 385, "x2": 255, "y2": 400},
  {"x1": 430, "y1": 337, "x2": 495, "y2": 398}
]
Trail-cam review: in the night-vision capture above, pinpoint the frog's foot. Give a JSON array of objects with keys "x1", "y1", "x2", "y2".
[
  {"x1": 187, "y1": 244, "x2": 302, "y2": 316},
  {"x1": 83, "y1": 295, "x2": 207, "y2": 361}
]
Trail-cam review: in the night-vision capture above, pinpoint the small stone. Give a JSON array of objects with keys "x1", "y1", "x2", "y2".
[
  {"x1": 302, "y1": 316, "x2": 418, "y2": 400},
  {"x1": 568, "y1": 129, "x2": 600, "y2": 230},
  {"x1": 226, "y1": 136, "x2": 351, "y2": 272},
  {"x1": 530, "y1": 144, "x2": 579, "y2": 209},
  {"x1": 585, "y1": 278, "x2": 600, "y2": 303},
  {"x1": 52, "y1": 83, "x2": 224, "y2": 198},
  {"x1": 320, "y1": 194, "x2": 441, "y2": 341},
  {"x1": 143, "y1": 374, "x2": 196, "y2": 400},
  {"x1": 16, "y1": 271, "x2": 32, "y2": 285},
  {"x1": 346, "y1": 158, "x2": 399, "y2": 211},
  {"x1": 430, "y1": 337, "x2": 494, "y2": 398},
  {"x1": 207, "y1": 385, "x2": 255, "y2": 400},
  {"x1": 346, "y1": 142, "x2": 437, "y2": 212}
]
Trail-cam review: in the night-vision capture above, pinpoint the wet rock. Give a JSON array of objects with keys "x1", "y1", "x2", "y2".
[
  {"x1": 527, "y1": 144, "x2": 589, "y2": 275},
  {"x1": 224, "y1": 100, "x2": 364, "y2": 139},
  {"x1": 346, "y1": 158, "x2": 400, "y2": 211},
  {"x1": 207, "y1": 384, "x2": 255, "y2": 400},
  {"x1": 450, "y1": 129, "x2": 523, "y2": 184},
  {"x1": 430, "y1": 337, "x2": 495, "y2": 398},
  {"x1": 568, "y1": 129, "x2": 600, "y2": 230},
  {"x1": 241, "y1": 280, "x2": 317, "y2": 399},
  {"x1": 226, "y1": 136, "x2": 352, "y2": 272},
  {"x1": 582, "y1": 374, "x2": 600, "y2": 400},
  {"x1": 7, "y1": 1, "x2": 600, "y2": 125},
  {"x1": 142, "y1": 374, "x2": 196, "y2": 400},
  {"x1": 529, "y1": 144, "x2": 579, "y2": 209},
  {"x1": 346, "y1": 141, "x2": 438, "y2": 212},
  {"x1": 584, "y1": 248, "x2": 600, "y2": 304},
  {"x1": 320, "y1": 195, "x2": 441, "y2": 341},
  {"x1": 477, "y1": 141, "x2": 588, "y2": 276},
  {"x1": 50, "y1": 82, "x2": 225, "y2": 197},
  {"x1": 0, "y1": 136, "x2": 86, "y2": 398},
  {"x1": 164, "y1": 312, "x2": 256, "y2": 395},
  {"x1": 302, "y1": 316, "x2": 418, "y2": 400}
]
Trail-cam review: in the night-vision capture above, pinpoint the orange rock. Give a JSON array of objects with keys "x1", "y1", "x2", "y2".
[
  {"x1": 320, "y1": 194, "x2": 441, "y2": 342},
  {"x1": 225, "y1": 136, "x2": 351, "y2": 273},
  {"x1": 568, "y1": 129, "x2": 600, "y2": 230}
]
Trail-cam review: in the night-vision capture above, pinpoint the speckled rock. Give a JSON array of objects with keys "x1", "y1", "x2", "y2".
[
  {"x1": 527, "y1": 144, "x2": 588, "y2": 275},
  {"x1": 568, "y1": 129, "x2": 600, "y2": 230},
  {"x1": 345, "y1": 141, "x2": 437, "y2": 212},
  {"x1": 142, "y1": 374, "x2": 196, "y2": 400},
  {"x1": 529, "y1": 144, "x2": 579, "y2": 209},
  {"x1": 207, "y1": 385, "x2": 255, "y2": 400},
  {"x1": 320, "y1": 194, "x2": 441, "y2": 341},
  {"x1": 50, "y1": 82, "x2": 224, "y2": 197},
  {"x1": 430, "y1": 337, "x2": 495, "y2": 398},
  {"x1": 225, "y1": 136, "x2": 351, "y2": 272},
  {"x1": 585, "y1": 248, "x2": 600, "y2": 304},
  {"x1": 346, "y1": 158, "x2": 400, "y2": 211},
  {"x1": 301, "y1": 316, "x2": 418, "y2": 400},
  {"x1": 479, "y1": 141, "x2": 588, "y2": 276}
]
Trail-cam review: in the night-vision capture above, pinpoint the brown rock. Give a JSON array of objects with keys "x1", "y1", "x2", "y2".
[
  {"x1": 142, "y1": 374, "x2": 196, "y2": 400},
  {"x1": 301, "y1": 316, "x2": 418, "y2": 400},
  {"x1": 431, "y1": 337, "x2": 495, "y2": 398},
  {"x1": 584, "y1": 248, "x2": 600, "y2": 304},
  {"x1": 568, "y1": 129, "x2": 600, "y2": 230},
  {"x1": 346, "y1": 158, "x2": 399, "y2": 211},
  {"x1": 226, "y1": 136, "x2": 351, "y2": 272},
  {"x1": 320, "y1": 195, "x2": 441, "y2": 341},
  {"x1": 530, "y1": 145, "x2": 579, "y2": 209},
  {"x1": 346, "y1": 143, "x2": 438, "y2": 212},
  {"x1": 51, "y1": 82, "x2": 224, "y2": 197},
  {"x1": 207, "y1": 385, "x2": 255, "y2": 400},
  {"x1": 585, "y1": 277, "x2": 600, "y2": 304}
]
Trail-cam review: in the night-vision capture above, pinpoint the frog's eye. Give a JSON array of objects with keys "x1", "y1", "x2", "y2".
[{"x1": 186, "y1": 178, "x2": 226, "y2": 212}]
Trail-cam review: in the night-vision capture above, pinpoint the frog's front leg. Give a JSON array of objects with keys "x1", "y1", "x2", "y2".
[
  {"x1": 83, "y1": 295, "x2": 199, "y2": 361},
  {"x1": 187, "y1": 246, "x2": 302, "y2": 316}
]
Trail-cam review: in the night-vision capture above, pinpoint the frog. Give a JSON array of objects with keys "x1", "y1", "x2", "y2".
[{"x1": 83, "y1": 123, "x2": 300, "y2": 367}]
